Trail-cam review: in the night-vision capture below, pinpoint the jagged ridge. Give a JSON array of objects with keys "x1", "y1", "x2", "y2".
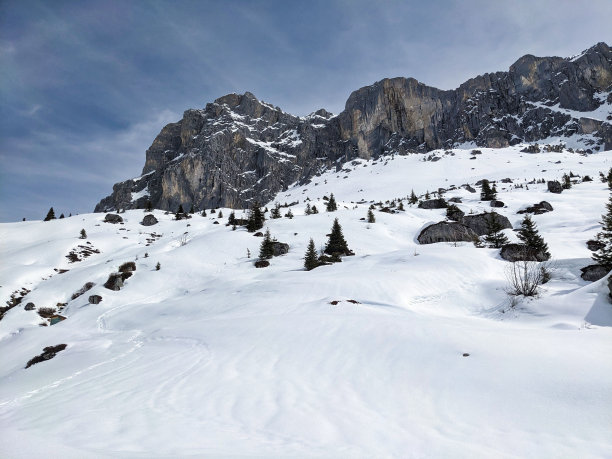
[{"x1": 95, "y1": 42, "x2": 612, "y2": 213}]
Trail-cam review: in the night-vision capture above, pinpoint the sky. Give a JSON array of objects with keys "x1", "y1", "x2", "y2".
[{"x1": 1, "y1": 0, "x2": 611, "y2": 222}]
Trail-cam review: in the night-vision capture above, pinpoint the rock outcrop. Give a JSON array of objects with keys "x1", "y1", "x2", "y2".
[
  {"x1": 580, "y1": 264, "x2": 610, "y2": 281},
  {"x1": 96, "y1": 43, "x2": 612, "y2": 213},
  {"x1": 462, "y1": 212, "x2": 512, "y2": 236},
  {"x1": 417, "y1": 222, "x2": 478, "y2": 244},
  {"x1": 500, "y1": 243, "x2": 550, "y2": 262}
]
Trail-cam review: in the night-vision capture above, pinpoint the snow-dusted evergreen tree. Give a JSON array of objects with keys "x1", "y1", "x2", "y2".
[
  {"x1": 44, "y1": 207, "x2": 56, "y2": 221},
  {"x1": 367, "y1": 209, "x2": 376, "y2": 223},
  {"x1": 484, "y1": 213, "x2": 509, "y2": 248},
  {"x1": 304, "y1": 203, "x2": 312, "y2": 215},
  {"x1": 271, "y1": 203, "x2": 282, "y2": 219},
  {"x1": 409, "y1": 190, "x2": 418, "y2": 204},
  {"x1": 228, "y1": 211, "x2": 236, "y2": 225},
  {"x1": 325, "y1": 218, "x2": 350, "y2": 256},
  {"x1": 562, "y1": 173, "x2": 572, "y2": 190},
  {"x1": 592, "y1": 193, "x2": 612, "y2": 268},
  {"x1": 79, "y1": 229, "x2": 87, "y2": 239},
  {"x1": 311, "y1": 205, "x2": 319, "y2": 214},
  {"x1": 480, "y1": 179, "x2": 496, "y2": 201},
  {"x1": 175, "y1": 204, "x2": 185, "y2": 220},
  {"x1": 247, "y1": 201, "x2": 265, "y2": 232},
  {"x1": 326, "y1": 193, "x2": 337, "y2": 212},
  {"x1": 259, "y1": 228, "x2": 275, "y2": 260},
  {"x1": 517, "y1": 215, "x2": 550, "y2": 259},
  {"x1": 285, "y1": 209, "x2": 294, "y2": 219},
  {"x1": 304, "y1": 238, "x2": 319, "y2": 271}
]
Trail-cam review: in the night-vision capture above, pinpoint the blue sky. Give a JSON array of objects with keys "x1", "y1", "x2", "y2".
[{"x1": 1, "y1": 0, "x2": 610, "y2": 222}]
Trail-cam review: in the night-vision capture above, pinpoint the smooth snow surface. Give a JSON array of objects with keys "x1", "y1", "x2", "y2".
[{"x1": 1, "y1": 146, "x2": 611, "y2": 457}]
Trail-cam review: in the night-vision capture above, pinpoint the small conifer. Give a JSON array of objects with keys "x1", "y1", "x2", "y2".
[
  {"x1": 484, "y1": 213, "x2": 509, "y2": 248},
  {"x1": 324, "y1": 218, "x2": 350, "y2": 256},
  {"x1": 304, "y1": 238, "x2": 319, "y2": 271},
  {"x1": 367, "y1": 209, "x2": 376, "y2": 223},
  {"x1": 517, "y1": 215, "x2": 550, "y2": 259},
  {"x1": 79, "y1": 229, "x2": 87, "y2": 239},
  {"x1": 592, "y1": 193, "x2": 612, "y2": 268},
  {"x1": 44, "y1": 207, "x2": 56, "y2": 221},
  {"x1": 409, "y1": 190, "x2": 418, "y2": 205}
]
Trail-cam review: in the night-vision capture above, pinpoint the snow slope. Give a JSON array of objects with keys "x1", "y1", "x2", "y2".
[{"x1": 1, "y1": 146, "x2": 611, "y2": 457}]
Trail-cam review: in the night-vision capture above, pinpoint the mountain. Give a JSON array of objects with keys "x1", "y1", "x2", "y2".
[
  {"x1": 95, "y1": 42, "x2": 612, "y2": 213},
  {"x1": 2, "y1": 145, "x2": 612, "y2": 456}
]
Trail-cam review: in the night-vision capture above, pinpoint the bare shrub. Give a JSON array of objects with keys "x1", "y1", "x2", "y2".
[{"x1": 505, "y1": 259, "x2": 550, "y2": 297}]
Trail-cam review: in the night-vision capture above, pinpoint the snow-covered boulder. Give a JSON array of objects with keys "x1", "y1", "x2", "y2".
[{"x1": 417, "y1": 222, "x2": 478, "y2": 244}]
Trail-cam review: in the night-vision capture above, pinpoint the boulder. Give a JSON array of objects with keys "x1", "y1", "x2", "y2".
[
  {"x1": 500, "y1": 243, "x2": 550, "y2": 262},
  {"x1": 254, "y1": 260, "x2": 270, "y2": 268},
  {"x1": 24, "y1": 302, "x2": 35, "y2": 311},
  {"x1": 547, "y1": 181, "x2": 563, "y2": 194},
  {"x1": 580, "y1": 264, "x2": 610, "y2": 282},
  {"x1": 463, "y1": 185, "x2": 476, "y2": 193},
  {"x1": 518, "y1": 201, "x2": 554, "y2": 215},
  {"x1": 417, "y1": 222, "x2": 478, "y2": 244},
  {"x1": 141, "y1": 214, "x2": 158, "y2": 226},
  {"x1": 25, "y1": 344, "x2": 68, "y2": 369},
  {"x1": 586, "y1": 240, "x2": 604, "y2": 251},
  {"x1": 103, "y1": 273, "x2": 124, "y2": 291},
  {"x1": 446, "y1": 207, "x2": 465, "y2": 222},
  {"x1": 88, "y1": 295, "x2": 103, "y2": 304},
  {"x1": 71, "y1": 282, "x2": 96, "y2": 300},
  {"x1": 418, "y1": 198, "x2": 447, "y2": 209},
  {"x1": 104, "y1": 213, "x2": 123, "y2": 224},
  {"x1": 272, "y1": 242, "x2": 289, "y2": 256},
  {"x1": 463, "y1": 212, "x2": 512, "y2": 236},
  {"x1": 448, "y1": 197, "x2": 462, "y2": 203},
  {"x1": 490, "y1": 200, "x2": 505, "y2": 208}
]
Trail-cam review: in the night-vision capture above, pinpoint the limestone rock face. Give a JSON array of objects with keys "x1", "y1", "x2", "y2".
[{"x1": 96, "y1": 43, "x2": 612, "y2": 213}]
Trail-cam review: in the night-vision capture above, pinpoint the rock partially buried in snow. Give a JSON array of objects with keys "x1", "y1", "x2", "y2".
[
  {"x1": 500, "y1": 243, "x2": 550, "y2": 262},
  {"x1": 547, "y1": 181, "x2": 563, "y2": 194},
  {"x1": 417, "y1": 222, "x2": 478, "y2": 244},
  {"x1": 25, "y1": 344, "x2": 67, "y2": 368},
  {"x1": 272, "y1": 242, "x2": 289, "y2": 256},
  {"x1": 104, "y1": 273, "x2": 124, "y2": 291},
  {"x1": 418, "y1": 198, "x2": 447, "y2": 209},
  {"x1": 463, "y1": 212, "x2": 512, "y2": 236},
  {"x1": 254, "y1": 260, "x2": 270, "y2": 268},
  {"x1": 518, "y1": 201, "x2": 553, "y2": 215},
  {"x1": 490, "y1": 200, "x2": 505, "y2": 208},
  {"x1": 580, "y1": 264, "x2": 610, "y2": 282},
  {"x1": 141, "y1": 214, "x2": 158, "y2": 226},
  {"x1": 104, "y1": 213, "x2": 123, "y2": 224},
  {"x1": 88, "y1": 295, "x2": 103, "y2": 304}
]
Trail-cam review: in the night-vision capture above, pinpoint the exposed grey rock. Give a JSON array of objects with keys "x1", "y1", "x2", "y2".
[
  {"x1": 463, "y1": 185, "x2": 476, "y2": 193},
  {"x1": 104, "y1": 213, "x2": 123, "y2": 224},
  {"x1": 141, "y1": 214, "x2": 158, "y2": 226},
  {"x1": 24, "y1": 302, "x2": 35, "y2": 311},
  {"x1": 103, "y1": 273, "x2": 124, "y2": 291},
  {"x1": 88, "y1": 295, "x2": 103, "y2": 304},
  {"x1": 417, "y1": 222, "x2": 478, "y2": 244},
  {"x1": 586, "y1": 239, "x2": 605, "y2": 251},
  {"x1": 547, "y1": 181, "x2": 563, "y2": 194},
  {"x1": 500, "y1": 243, "x2": 549, "y2": 262},
  {"x1": 71, "y1": 282, "x2": 96, "y2": 300},
  {"x1": 272, "y1": 242, "x2": 289, "y2": 256},
  {"x1": 418, "y1": 198, "x2": 448, "y2": 209},
  {"x1": 490, "y1": 200, "x2": 505, "y2": 208},
  {"x1": 518, "y1": 201, "x2": 554, "y2": 215},
  {"x1": 580, "y1": 264, "x2": 610, "y2": 281},
  {"x1": 96, "y1": 43, "x2": 612, "y2": 213},
  {"x1": 448, "y1": 197, "x2": 462, "y2": 203},
  {"x1": 446, "y1": 207, "x2": 465, "y2": 222},
  {"x1": 25, "y1": 344, "x2": 67, "y2": 369},
  {"x1": 463, "y1": 212, "x2": 512, "y2": 236},
  {"x1": 254, "y1": 260, "x2": 270, "y2": 268}
]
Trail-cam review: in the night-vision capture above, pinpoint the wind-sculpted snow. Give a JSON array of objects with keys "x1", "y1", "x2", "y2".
[{"x1": 1, "y1": 146, "x2": 612, "y2": 457}]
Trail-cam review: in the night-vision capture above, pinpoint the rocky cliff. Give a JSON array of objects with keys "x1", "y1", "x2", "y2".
[{"x1": 95, "y1": 42, "x2": 612, "y2": 213}]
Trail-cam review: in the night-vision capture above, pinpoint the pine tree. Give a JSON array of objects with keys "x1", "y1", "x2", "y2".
[
  {"x1": 398, "y1": 201, "x2": 405, "y2": 211},
  {"x1": 311, "y1": 205, "x2": 319, "y2": 214},
  {"x1": 59, "y1": 213, "x2": 65, "y2": 219},
  {"x1": 246, "y1": 201, "x2": 265, "y2": 232},
  {"x1": 201, "y1": 209, "x2": 207, "y2": 217},
  {"x1": 304, "y1": 203, "x2": 312, "y2": 215},
  {"x1": 259, "y1": 228, "x2": 275, "y2": 260},
  {"x1": 325, "y1": 218, "x2": 350, "y2": 256},
  {"x1": 517, "y1": 215, "x2": 550, "y2": 259},
  {"x1": 606, "y1": 168, "x2": 612, "y2": 190},
  {"x1": 285, "y1": 209, "x2": 294, "y2": 219},
  {"x1": 218, "y1": 210, "x2": 223, "y2": 218},
  {"x1": 189, "y1": 205, "x2": 195, "y2": 214},
  {"x1": 592, "y1": 193, "x2": 612, "y2": 268},
  {"x1": 304, "y1": 238, "x2": 319, "y2": 271},
  {"x1": 367, "y1": 209, "x2": 376, "y2": 223},
  {"x1": 44, "y1": 207, "x2": 56, "y2": 221},
  {"x1": 484, "y1": 213, "x2": 509, "y2": 248},
  {"x1": 409, "y1": 190, "x2": 418, "y2": 205},
  {"x1": 424, "y1": 191, "x2": 430, "y2": 200},
  {"x1": 79, "y1": 229, "x2": 87, "y2": 239},
  {"x1": 326, "y1": 193, "x2": 337, "y2": 212},
  {"x1": 562, "y1": 173, "x2": 572, "y2": 190},
  {"x1": 228, "y1": 211, "x2": 236, "y2": 225},
  {"x1": 480, "y1": 179, "x2": 496, "y2": 201},
  {"x1": 155, "y1": 262, "x2": 161, "y2": 271},
  {"x1": 271, "y1": 203, "x2": 282, "y2": 219},
  {"x1": 145, "y1": 200, "x2": 153, "y2": 212}
]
